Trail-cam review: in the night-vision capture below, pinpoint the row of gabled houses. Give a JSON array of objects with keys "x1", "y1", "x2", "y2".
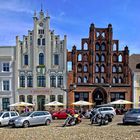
[{"x1": 0, "y1": 9, "x2": 140, "y2": 111}]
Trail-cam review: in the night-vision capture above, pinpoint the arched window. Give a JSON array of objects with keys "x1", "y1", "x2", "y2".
[
  {"x1": 96, "y1": 54, "x2": 100, "y2": 61},
  {"x1": 118, "y1": 77, "x2": 123, "y2": 83},
  {"x1": 42, "y1": 38, "x2": 45, "y2": 45},
  {"x1": 96, "y1": 32, "x2": 100, "y2": 37},
  {"x1": 78, "y1": 54, "x2": 82, "y2": 61},
  {"x1": 112, "y1": 65, "x2": 117, "y2": 73},
  {"x1": 101, "y1": 54, "x2": 105, "y2": 62},
  {"x1": 118, "y1": 65, "x2": 123, "y2": 73},
  {"x1": 38, "y1": 38, "x2": 41, "y2": 45},
  {"x1": 27, "y1": 95, "x2": 32, "y2": 103},
  {"x1": 84, "y1": 76, "x2": 87, "y2": 83},
  {"x1": 113, "y1": 77, "x2": 117, "y2": 83},
  {"x1": 101, "y1": 32, "x2": 105, "y2": 38},
  {"x1": 77, "y1": 64, "x2": 82, "y2": 72},
  {"x1": 95, "y1": 65, "x2": 99, "y2": 72},
  {"x1": 95, "y1": 77, "x2": 99, "y2": 83},
  {"x1": 118, "y1": 54, "x2": 122, "y2": 62},
  {"x1": 113, "y1": 54, "x2": 118, "y2": 62},
  {"x1": 83, "y1": 54, "x2": 88, "y2": 61},
  {"x1": 101, "y1": 77, "x2": 105, "y2": 83},
  {"x1": 78, "y1": 77, "x2": 82, "y2": 83},
  {"x1": 113, "y1": 43, "x2": 117, "y2": 51},
  {"x1": 58, "y1": 95, "x2": 63, "y2": 103},
  {"x1": 84, "y1": 65, "x2": 88, "y2": 72},
  {"x1": 39, "y1": 53, "x2": 44, "y2": 65},
  {"x1": 83, "y1": 43, "x2": 88, "y2": 50},
  {"x1": 95, "y1": 43, "x2": 100, "y2": 50},
  {"x1": 101, "y1": 43, "x2": 105, "y2": 50},
  {"x1": 101, "y1": 65, "x2": 105, "y2": 73},
  {"x1": 19, "y1": 95, "x2": 25, "y2": 102}
]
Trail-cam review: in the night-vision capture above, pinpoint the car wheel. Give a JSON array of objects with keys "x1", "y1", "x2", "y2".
[
  {"x1": 23, "y1": 121, "x2": 29, "y2": 128},
  {"x1": 45, "y1": 119, "x2": 51, "y2": 125}
]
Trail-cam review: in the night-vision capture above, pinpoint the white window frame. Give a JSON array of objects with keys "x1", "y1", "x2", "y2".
[
  {"x1": 2, "y1": 62, "x2": 10, "y2": 72},
  {"x1": 2, "y1": 80, "x2": 10, "y2": 91}
]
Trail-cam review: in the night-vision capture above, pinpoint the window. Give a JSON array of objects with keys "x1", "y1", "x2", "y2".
[
  {"x1": 57, "y1": 76, "x2": 63, "y2": 87},
  {"x1": 118, "y1": 54, "x2": 122, "y2": 62},
  {"x1": 78, "y1": 77, "x2": 82, "y2": 83},
  {"x1": 2, "y1": 98, "x2": 9, "y2": 111},
  {"x1": 38, "y1": 29, "x2": 44, "y2": 34},
  {"x1": 113, "y1": 43, "x2": 117, "y2": 51},
  {"x1": 50, "y1": 76, "x2": 56, "y2": 87},
  {"x1": 113, "y1": 54, "x2": 118, "y2": 62},
  {"x1": 84, "y1": 77, "x2": 87, "y2": 83},
  {"x1": 95, "y1": 77, "x2": 99, "y2": 83},
  {"x1": 20, "y1": 76, "x2": 25, "y2": 87},
  {"x1": 83, "y1": 43, "x2": 88, "y2": 50},
  {"x1": 101, "y1": 43, "x2": 105, "y2": 50},
  {"x1": 39, "y1": 53, "x2": 44, "y2": 65},
  {"x1": 3, "y1": 112, "x2": 9, "y2": 117},
  {"x1": 37, "y1": 76, "x2": 46, "y2": 87},
  {"x1": 101, "y1": 65, "x2": 105, "y2": 73},
  {"x1": 95, "y1": 65, "x2": 99, "y2": 72},
  {"x1": 27, "y1": 76, "x2": 33, "y2": 87},
  {"x1": 96, "y1": 54, "x2": 100, "y2": 61},
  {"x1": 95, "y1": 43, "x2": 100, "y2": 50},
  {"x1": 77, "y1": 64, "x2": 82, "y2": 72},
  {"x1": 3, "y1": 80, "x2": 9, "y2": 91},
  {"x1": 67, "y1": 61, "x2": 72, "y2": 71},
  {"x1": 101, "y1": 54, "x2": 105, "y2": 62},
  {"x1": 11, "y1": 112, "x2": 18, "y2": 117},
  {"x1": 112, "y1": 65, "x2": 117, "y2": 73},
  {"x1": 75, "y1": 92, "x2": 89, "y2": 102},
  {"x1": 58, "y1": 95, "x2": 63, "y2": 103},
  {"x1": 3, "y1": 63, "x2": 9, "y2": 72},
  {"x1": 50, "y1": 95, "x2": 55, "y2": 102},
  {"x1": 113, "y1": 77, "x2": 117, "y2": 83},
  {"x1": 83, "y1": 54, "x2": 88, "y2": 61},
  {"x1": 38, "y1": 38, "x2": 41, "y2": 45},
  {"x1": 42, "y1": 38, "x2": 45, "y2": 45},
  {"x1": 84, "y1": 65, "x2": 88, "y2": 72},
  {"x1": 54, "y1": 54, "x2": 59, "y2": 65},
  {"x1": 118, "y1": 65, "x2": 123, "y2": 73},
  {"x1": 78, "y1": 54, "x2": 82, "y2": 61},
  {"x1": 118, "y1": 77, "x2": 123, "y2": 83},
  {"x1": 24, "y1": 55, "x2": 28, "y2": 65},
  {"x1": 19, "y1": 95, "x2": 25, "y2": 102},
  {"x1": 101, "y1": 77, "x2": 105, "y2": 83},
  {"x1": 27, "y1": 95, "x2": 32, "y2": 103}
]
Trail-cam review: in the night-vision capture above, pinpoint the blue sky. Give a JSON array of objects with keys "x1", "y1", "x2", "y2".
[{"x1": 0, "y1": 0, "x2": 140, "y2": 54}]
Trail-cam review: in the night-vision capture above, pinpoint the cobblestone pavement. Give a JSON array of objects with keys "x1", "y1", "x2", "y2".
[{"x1": 0, "y1": 115, "x2": 140, "y2": 140}]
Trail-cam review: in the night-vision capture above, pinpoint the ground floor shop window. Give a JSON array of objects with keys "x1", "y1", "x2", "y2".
[
  {"x1": 75, "y1": 92, "x2": 89, "y2": 102},
  {"x1": 58, "y1": 95, "x2": 63, "y2": 103},
  {"x1": 50, "y1": 95, "x2": 56, "y2": 102},
  {"x1": 27, "y1": 95, "x2": 33, "y2": 103},
  {"x1": 2, "y1": 98, "x2": 10, "y2": 111},
  {"x1": 19, "y1": 95, "x2": 25, "y2": 102}
]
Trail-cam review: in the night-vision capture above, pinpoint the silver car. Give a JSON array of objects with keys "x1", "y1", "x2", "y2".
[
  {"x1": 123, "y1": 109, "x2": 140, "y2": 124},
  {"x1": 8, "y1": 111, "x2": 52, "y2": 128},
  {"x1": 0, "y1": 111, "x2": 19, "y2": 126}
]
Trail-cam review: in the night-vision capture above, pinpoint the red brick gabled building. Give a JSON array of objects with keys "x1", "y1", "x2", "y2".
[{"x1": 67, "y1": 23, "x2": 132, "y2": 109}]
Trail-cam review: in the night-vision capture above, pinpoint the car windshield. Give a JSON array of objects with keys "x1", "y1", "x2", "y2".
[
  {"x1": 20, "y1": 112, "x2": 32, "y2": 117},
  {"x1": 0, "y1": 112, "x2": 3, "y2": 117},
  {"x1": 129, "y1": 109, "x2": 140, "y2": 113}
]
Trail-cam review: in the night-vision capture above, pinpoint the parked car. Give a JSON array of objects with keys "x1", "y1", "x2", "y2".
[
  {"x1": 88, "y1": 106, "x2": 116, "y2": 118},
  {"x1": 52, "y1": 109, "x2": 75, "y2": 119},
  {"x1": 123, "y1": 108, "x2": 140, "y2": 124},
  {"x1": 8, "y1": 111, "x2": 52, "y2": 128},
  {"x1": 0, "y1": 111, "x2": 19, "y2": 126}
]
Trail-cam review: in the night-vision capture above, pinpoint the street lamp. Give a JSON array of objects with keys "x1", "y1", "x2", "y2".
[
  {"x1": 61, "y1": 84, "x2": 77, "y2": 108},
  {"x1": 108, "y1": 84, "x2": 112, "y2": 103}
]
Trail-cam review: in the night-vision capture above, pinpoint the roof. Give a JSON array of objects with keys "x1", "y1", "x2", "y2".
[{"x1": 129, "y1": 54, "x2": 140, "y2": 72}]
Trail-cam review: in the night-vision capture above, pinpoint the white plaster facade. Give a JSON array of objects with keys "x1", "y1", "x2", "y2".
[
  {"x1": 15, "y1": 10, "x2": 67, "y2": 110},
  {"x1": 0, "y1": 46, "x2": 15, "y2": 111}
]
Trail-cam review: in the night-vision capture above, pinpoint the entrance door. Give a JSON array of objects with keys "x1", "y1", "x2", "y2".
[
  {"x1": 37, "y1": 95, "x2": 45, "y2": 111},
  {"x1": 93, "y1": 88, "x2": 107, "y2": 105}
]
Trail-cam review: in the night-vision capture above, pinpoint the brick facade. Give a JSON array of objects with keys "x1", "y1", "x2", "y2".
[{"x1": 67, "y1": 23, "x2": 132, "y2": 109}]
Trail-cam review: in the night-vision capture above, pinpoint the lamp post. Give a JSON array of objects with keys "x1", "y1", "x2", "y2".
[
  {"x1": 108, "y1": 84, "x2": 112, "y2": 103},
  {"x1": 61, "y1": 84, "x2": 76, "y2": 108}
]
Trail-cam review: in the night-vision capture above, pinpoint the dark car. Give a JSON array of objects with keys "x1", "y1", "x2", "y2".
[{"x1": 123, "y1": 108, "x2": 140, "y2": 124}]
